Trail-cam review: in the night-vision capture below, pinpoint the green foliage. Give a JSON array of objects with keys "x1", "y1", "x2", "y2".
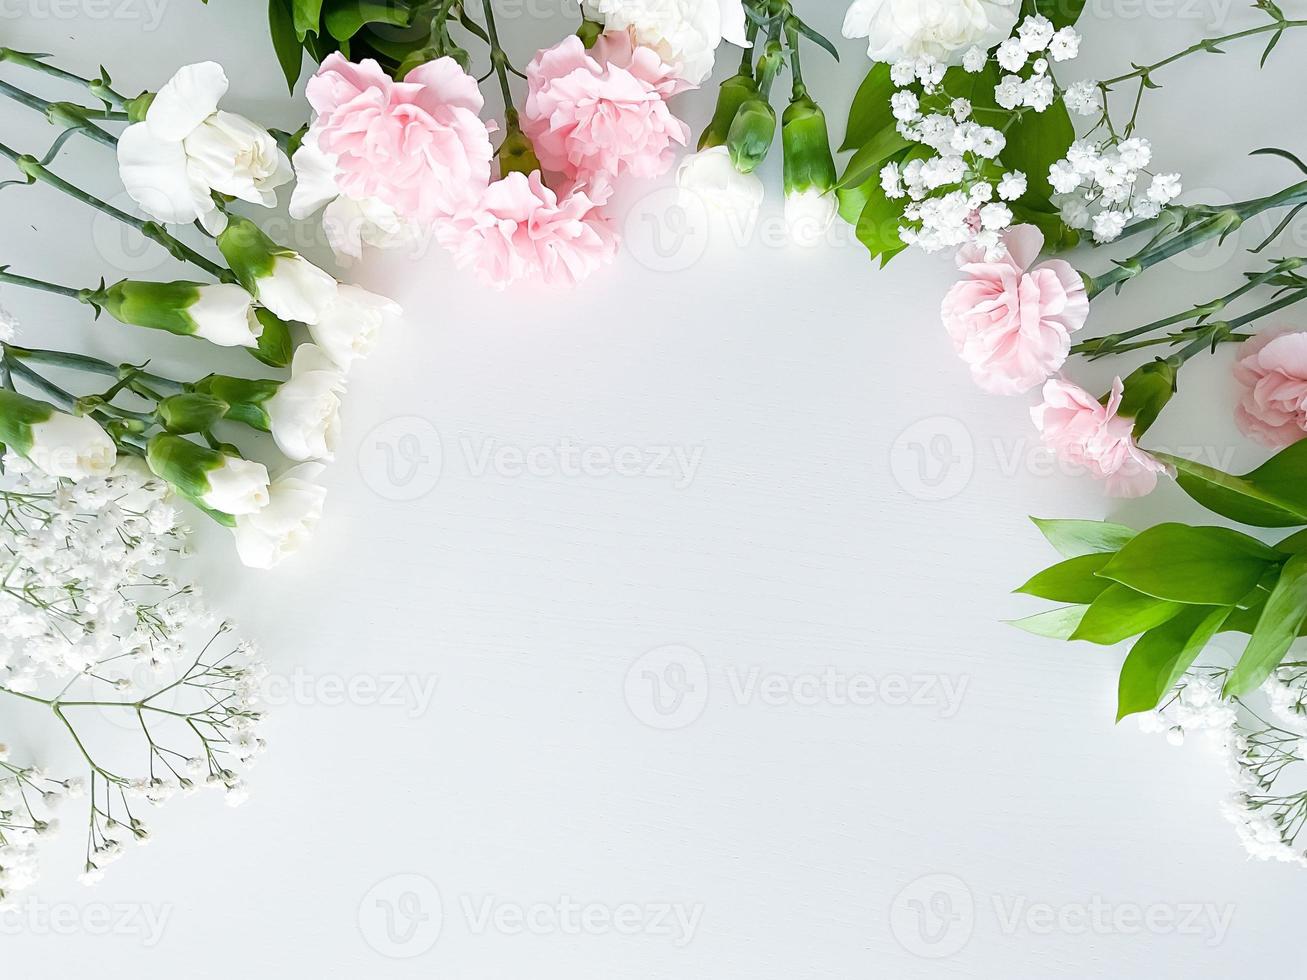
[
  {"x1": 1031, "y1": 0, "x2": 1089, "y2": 30},
  {"x1": 1156, "y1": 441, "x2": 1307, "y2": 527},
  {"x1": 1014, "y1": 515, "x2": 1307, "y2": 719},
  {"x1": 264, "y1": 0, "x2": 422, "y2": 90},
  {"x1": 836, "y1": 57, "x2": 1077, "y2": 266}
]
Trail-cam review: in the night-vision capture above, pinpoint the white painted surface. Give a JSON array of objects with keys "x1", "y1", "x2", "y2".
[{"x1": 3, "y1": 1, "x2": 1307, "y2": 976}]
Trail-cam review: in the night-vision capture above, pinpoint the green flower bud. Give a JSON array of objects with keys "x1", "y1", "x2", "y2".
[
  {"x1": 782, "y1": 95, "x2": 837, "y2": 197},
  {"x1": 94, "y1": 279, "x2": 262, "y2": 348},
  {"x1": 191, "y1": 375, "x2": 281, "y2": 432},
  {"x1": 146, "y1": 434, "x2": 268, "y2": 519},
  {"x1": 157, "y1": 393, "x2": 230, "y2": 435},
  {"x1": 699, "y1": 73, "x2": 758, "y2": 151},
  {"x1": 1115, "y1": 358, "x2": 1178, "y2": 437},
  {"x1": 727, "y1": 97, "x2": 777, "y2": 175},
  {"x1": 577, "y1": 18, "x2": 603, "y2": 47}
]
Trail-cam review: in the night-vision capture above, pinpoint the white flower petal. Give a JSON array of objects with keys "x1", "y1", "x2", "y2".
[
  {"x1": 117, "y1": 122, "x2": 212, "y2": 224},
  {"x1": 147, "y1": 61, "x2": 229, "y2": 142}
]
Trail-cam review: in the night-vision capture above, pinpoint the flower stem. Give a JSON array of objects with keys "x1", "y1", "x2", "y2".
[
  {"x1": 480, "y1": 0, "x2": 516, "y2": 114},
  {"x1": 0, "y1": 139, "x2": 233, "y2": 283},
  {"x1": 1074, "y1": 257, "x2": 1307, "y2": 357},
  {"x1": 1085, "y1": 179, "x2": 1307, "y2": 298},
  {"x1": 0, "y1": 79, "x2": 121, "y2": 149},
  {"x1": 0, "y1": 267, "x2": 93, "y2": 302},
  {"x1": 2, "y1": 343, "x2": 185, "y2": 395},
  {"x1": 0, "y1": 47, "x2": 128, "y2": 106}
]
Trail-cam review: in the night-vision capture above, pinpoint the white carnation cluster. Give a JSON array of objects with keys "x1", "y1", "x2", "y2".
[
  {"x1": 1048, "y1": 137, "x2": 1183, "y2": 243},
  {"x1": 0, "y1": 462, "x2": 267, "y2": 896},
  {"x1": 1142, "y1": 668, "x2": 1307, "y2": 867},
  {"x1": 580, "y1": 0, "x2": 747, "y2": 84}
]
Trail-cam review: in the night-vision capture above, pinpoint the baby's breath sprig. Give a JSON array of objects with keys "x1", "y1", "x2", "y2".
[{"x1": 0, "y1": 460, "x2": 267, "y2": 897}]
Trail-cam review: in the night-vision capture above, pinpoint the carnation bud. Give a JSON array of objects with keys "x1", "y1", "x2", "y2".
[
  {"x1": 157, "y1": 393, "x2": 230, "y2": 435},
  {"x1": 93, "y1": 279, "x2": 263, "y2": 348},
  {"x1": 781, "y1": 95, "x2": 836, "y2": 198},
  {"x1": 216, "y1": 216, "x2": 338, "y2": 326},
  {"x1": 191, "y1": 375, "x2": 280, "y2": 431},
  {"x1": 726, "y1": 97, "x2": 777, "y2": 175},
  {"x1": 698, "y1": 72, "x2": 758, "y2": 151},
  {"x1": 1114, "y1": 357, "x2": 1178, "y2": 437},
  {"x1": 0, "y1": 389, "x2": 117, "y2": 480},
  {"x1": 146, "y1": 434, "x2": 269, "y2": 519},
  {"x1": 250, "y1": 309, "x2": 293, "y2": 369}
]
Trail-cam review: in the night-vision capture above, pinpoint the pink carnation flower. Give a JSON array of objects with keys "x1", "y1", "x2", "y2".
[
  {"x1": 305, "y1": 54, "x2": 494, "y2": 225},
  {"x1": 523, "y1": 32, "x2": 691, "y2": 183},
  {"x1": 1031, "y1": 377, "x2": 1172, "y2": 498},
  {"x1": 1233, "y1": 327, "x2": 1307, "y2": 448},
  {"x1": 435, "y1": 171, "x2": 618, "y2": 289},
  {"x1": 942, "y1": 225, "x2": 1090, "y2": 395}
]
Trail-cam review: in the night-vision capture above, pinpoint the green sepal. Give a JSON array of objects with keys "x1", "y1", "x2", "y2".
[
  {"x1": 0, "y1": 387, "x2": 56, "y2": 456},
  {"x1": 95, "y1": 279, "x2": 204, "y2": 337},
  {"x1": 699, "y1": 72, "x2": 758, "y2": 151},
  {"x1": 146, "y1": 433, "x2": 224, "y2": 500},
  {"x1": 157, "y1": 393, "x2": 230, "y2": 435},
  {"x1": 726, "y1": 97, "x2": 777, "y2": 175},
  {"x1": 782, "y1": 95, "x2": 837, "y2": 196},
  {"x1": 217, "y1": 217, "x2": 286, "y2": 296},
  {"x1": 1115, "y1": 358, "x2": 1178, "y2": 438},
  {"x1": 249, "y1": 309, "x2": 294, "y2": 369},
  {"x1": 192, "y1": 375, "x2": 279, "y2": 432},
  {"x1": 123, "y1": 91, "x2": 154, "y2": 122}
]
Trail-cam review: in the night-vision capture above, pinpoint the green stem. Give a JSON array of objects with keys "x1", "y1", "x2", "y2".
[
  {"x1": 3, "y1": 343, "x2": 185, "y2": 395},
  {"x1": 0, "y1": 140, "x2": 233, "y2": 282},
  {"x1": 0, "y1": 47, "x2": 127, "y2": 106},
  {"x1": 1100, "y1": 18, "x2": 1307, "y2": 88},
  {"x1": 0, "y1": 80, "x2": 121, "y2": 149},
  {"x1": 1073, "y1": 257, "x2": 1307, "y2": 356},
  {"x1": 480, "y1": 0, "x2": 516, "y2": 113},
  {"x1": 784, "y1": 14, "x2": 805, "y2": 100},
  {"x1": 0, "y1": 267, "x2": 92, "y2": 302},
  {"x1": 1086, "y1": 179, "x2": 1307, "y2": 298}
]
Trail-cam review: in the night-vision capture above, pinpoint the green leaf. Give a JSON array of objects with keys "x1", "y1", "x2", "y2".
[
  {"x1": 268, "y1": 0, "x2": 304, "y2": 91},
  {"x1": 1226, "y1": 552, "x2": 1307, "y2": 697},
  {"x1": 840, "y1": 63, "x2": 895, "y2": 153},
  {"x1": 854, "y1": 178, "x2": 908, "y2": 266},
  {"x1": 1031, "y1": 517, "x2": 1136, "y2": 558},
  {"x1": 1071, "y1": 584, "x2": 1185, "y2": 645},
  {"x1": 837, "y1": 125, "x2": 910, "y2": 190},
  {"x1": 1008, "y1": 604, "x2": 1087, "y2": 640},
  {"x1": 1157, "y1": 442, "x2": 1307, "y2": 528},
  {"x1": 1010, "y1": 203, "x2": 1078, "y2": 253},
  {"x1": 837, "y1": 177, "x2": 877, "y2": 227},
  {"x1": 1097, "y1": 523, "x2": 1281, "y2": 605},
  {"x1": 1033, "y1": 0, "x2": 1088, "y2": 29},
  {"x1": 293, "y1": 0, "x2": 325, "y2": 40},
  {"x1": 1016, "y1": 553, "x2": 1113, "y2": 603},
  {"x1": 323, "y1": 0, "x2": 411, "y2": 42},
  {"x1": 1000, "y1": 100, "x2": 1074, "y2": 208},
  {"x1": 1117, "y1": 605, "x2": 1231, "y2": 720}
]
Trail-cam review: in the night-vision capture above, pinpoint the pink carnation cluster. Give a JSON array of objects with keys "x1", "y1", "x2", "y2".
[
  {"x1": 1233, "y1": 327, "x2": 1307, "y2": 448},
  {"x1": 1031, "y1": 377, "x2": 1173, "y2": 499},
  {"x1": 523, "y1": 33, "x2": 691, "y2": 184},
  {"x1": 294, "y1": 33, "x2": 690, "y2": 289},
  {"x1": 941, "y1": 225, "x2": 1168, "y2": 497}
]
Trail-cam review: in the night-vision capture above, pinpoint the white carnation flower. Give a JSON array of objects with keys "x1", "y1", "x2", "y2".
[
  {"x1": 581, "y1": 0, "x2": 748, "y2": 83},
  {"x1": 842, "y1": 0, "x2": 1019, "y2": 65}
]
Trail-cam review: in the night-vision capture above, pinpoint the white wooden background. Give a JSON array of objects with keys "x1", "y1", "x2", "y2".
[{"x1": 4, "y1": 0, "x2": 1307, "y2": 976}]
